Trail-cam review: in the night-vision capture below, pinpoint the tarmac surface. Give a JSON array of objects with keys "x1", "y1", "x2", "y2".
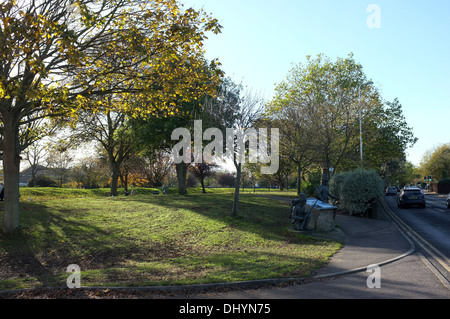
[{"x1": 181, "y1": 211, "x2": 450, "y2": 299}]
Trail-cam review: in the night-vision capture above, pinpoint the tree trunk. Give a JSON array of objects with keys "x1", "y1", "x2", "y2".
[
  {"x1": 200, "y1": 177, "x2": 206, "y2": 193},
  {"x1": 123, "y1": 174, "x2": 128, "y2": 193},
  {"x1": 232, "y1": 162, "x2": 241, "y2": 217},
  {"x1": 119, "y1": 173, "x2": 129, "y2": 193},
  {"x1": 175, "y1": 162, "x2": 188, "y2": 195},
  {"x1": 110, "y1": 162, "x2": 120, "y2": 196},
  {"x1": 297, "y1": 164, "x2": 302, "y2": 195},
  {"x1": 31, "y1": 167, "x2": 37, "y2": 187},
  {"x1": 253, "y1": 176, "x2": 256, "y2": 193},
  {"x1": 278, "y1": 176, "x2": 284, "y2": 191},
  {"x1": 2, "y1": 113, "x2": 21, "y2": 234}
]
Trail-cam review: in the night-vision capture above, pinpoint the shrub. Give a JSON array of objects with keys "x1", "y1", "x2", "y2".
[
  {"x1": 28, "y1": 175, "x2": 58, "y2": 187},
  {"x1": 329, "y1": 171, "x2": 350, "y2": 200},
  {"x1": 332, "y1": 168, "x2": 384, "y2": 215},
  {"x1": 62, "y1": 181, "x2": 82, "y2": 189},
  {"x1": 217, "y1": 172, "x2": 235, "y2": 188}
]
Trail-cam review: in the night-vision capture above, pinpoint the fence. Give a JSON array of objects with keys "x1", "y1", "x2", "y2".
[{"x1": 430, "y1": 182, "x2": 450, "y2": 194}]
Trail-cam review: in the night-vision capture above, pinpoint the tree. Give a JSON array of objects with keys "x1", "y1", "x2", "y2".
[
  {"x1": 260, "y1": 112, "x2": 312, "y2": 194},
  {"x1": 203, "y1": 80, "x2": 266, "y2": 216},
  {"x1": 380, "y1": 158, "x2": 418, "y2": 187},
  {"x1": 130, "y1": 101, "x2": 199, "y2": 195},
  {"x1": 420, "y1": 143, "x2": 450, "y2": 181},
  {"x1": 46, "y1": 139, "x2": 74, "y2": 187},
  {"x1": 71, "y1": 155, "x2": 109, "y2": 188},
  {"x1": 136, "y1": 150, "x2": 174, "y2": 188},
  {"x1": 245, "y1": 155, "x2": 294, "y2": 191},
  {"x1": 360, "y1": 98, "x2": 418, "y2": 172},
  {"x1": 228, "y1": 91, "x2": 264, "y2": 217},
  {"x1": 217, "y1": 172, "x2": 235, "y2": 188},
  {"x1": 266, "y1": 53, "x2": 417, "y2": 188},
  {"x1": 72, "y1": 108, "x2": 135, "y2": 196},
  {"x1": 0, "y1": 0, "x2": 222, "y2": 233},
  {"x1": 23, "y1": 139, "x2": 48, "y2": 187},
  {"x1": 269, "y1": 155, "x2": 294, "y2": 190},
  {"x1": 129, "y1": 71, "x2": 235, "y2": 196},
  {"x1": 268, "y1": 54, "x2": 381, "y2": 177},
  {"x1": 189, "y1": 159, "x2": 217, "y2": 193},
  {"x1": 118, "y1": 154, "x2": 145, "y2": 191}
]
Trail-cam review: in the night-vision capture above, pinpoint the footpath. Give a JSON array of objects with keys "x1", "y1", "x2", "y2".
[{"x1": 183, "y1": 206, "x2": 450, "y2": 299}]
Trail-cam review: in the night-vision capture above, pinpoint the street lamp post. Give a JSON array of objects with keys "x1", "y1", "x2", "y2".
[{"x1": 358, "y1": 81, "x2": 373, "y2": 166}]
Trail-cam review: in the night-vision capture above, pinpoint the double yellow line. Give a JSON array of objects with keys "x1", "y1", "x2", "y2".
[{"x1": 381, "y1": 198, "x2": 450, "y2": 288}]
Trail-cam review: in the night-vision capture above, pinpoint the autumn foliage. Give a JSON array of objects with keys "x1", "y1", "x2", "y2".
[{"x1": 0, "y1": 0, "x2": 223, "y2": 233}]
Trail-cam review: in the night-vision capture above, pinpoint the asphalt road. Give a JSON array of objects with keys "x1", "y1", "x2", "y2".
[
  {"x1": 425, "y1": 192, "x2": 450, "y2": 210},
  {"x1": 384, "y1": 192, "x2": 450, "y2": 285}
]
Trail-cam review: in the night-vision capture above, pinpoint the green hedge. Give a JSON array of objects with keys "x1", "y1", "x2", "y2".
[
  {"x1": 330, "y1": 168, "x2": 384, "y2": 215},
  {"x1": 328, "y1": 171, "x2": 349, "y2": 200}
]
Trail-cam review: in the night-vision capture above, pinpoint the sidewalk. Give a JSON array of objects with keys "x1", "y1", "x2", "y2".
[
  {"x1": 184, "y1": 211, "x2": 450, "y2": 299},
  {"x1": 312, "y1": 212, "x2": 414, "y2": 278}
]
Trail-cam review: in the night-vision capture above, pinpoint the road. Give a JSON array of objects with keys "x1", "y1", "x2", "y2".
[
  {"x1": 425, "y1": 192, "x2": 450, "y2": 211},
  {"x1": 383, "y1": 192, "x2": 450, "y2": 288}
]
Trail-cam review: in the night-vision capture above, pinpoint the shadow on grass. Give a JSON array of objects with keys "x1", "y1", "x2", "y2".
[
  {"x1": 0, "y1": 191, "x2": 339, "y2": 290},
  {"x1": 0, "y1": 201, "x2": 113, "y2": 289},
  {"x1": 82, "y1": 249, "x2": 326, "y2": 287},
  {"x1": 121, "y1": 192, "x2": 298, "y2": 242}
]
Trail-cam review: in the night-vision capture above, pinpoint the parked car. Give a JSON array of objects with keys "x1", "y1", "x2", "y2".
[
  {"x1": 446, "y1": 193, "x2": 450, "y2": 209},
  {"x1": 385, "y1": 186, "x2": 398, "y2": 196},
  {"x1": 397, "y1": 187, "x2": 426, "y2": 208}
]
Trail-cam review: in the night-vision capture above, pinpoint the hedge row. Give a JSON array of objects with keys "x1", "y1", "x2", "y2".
[{"x1": 329, "y1": 168, "x2": 384, "y2": 215}]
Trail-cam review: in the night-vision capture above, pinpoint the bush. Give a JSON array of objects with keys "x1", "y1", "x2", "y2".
[
  {"x1": 217, "y1": 172, "x2": 235, "y2": 188},
  {"x1": 28, "y1": 175, "x2": 58, "y2": 187},
  {"x1": 329, "y1": 171, "x2": 350, "y2": 200},
  {"x1": 62, "y1": 181, "x2": 82, "y2": 189},
  {"x1": 302, "y1": 170, "x2": 322, "y2": 197},
  {"x1": 331, "y1": 168, "x2": 384, "y2": 215}
]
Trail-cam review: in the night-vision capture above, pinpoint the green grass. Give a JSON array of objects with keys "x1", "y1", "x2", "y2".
[{"x1": 0, "y1": 187, "x2": 341, "y2": 290}]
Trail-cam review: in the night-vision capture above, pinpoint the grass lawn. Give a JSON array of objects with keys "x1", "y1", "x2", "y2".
[{"x1": 0, "y1": 187, "x2": 341, "y2": 290}]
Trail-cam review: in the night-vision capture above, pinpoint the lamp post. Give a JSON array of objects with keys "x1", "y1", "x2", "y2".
[{"x1": 358, "y1": 81, "x2": 373, "y2": 166}]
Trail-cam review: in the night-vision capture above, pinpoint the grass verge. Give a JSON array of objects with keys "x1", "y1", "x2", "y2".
[{"x1": 0, "y1": 187, "x2": 341, "y2": 290}]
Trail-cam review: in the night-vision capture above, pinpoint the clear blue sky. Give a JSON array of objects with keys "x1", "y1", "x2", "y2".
[{"x1": 181, "y1": 0, "x2": 450, "y2": 167}]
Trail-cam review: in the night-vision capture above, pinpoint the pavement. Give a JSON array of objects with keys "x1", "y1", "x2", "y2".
[{"x1": 177, "y1": 209, "x2": 450, "y2": 299}]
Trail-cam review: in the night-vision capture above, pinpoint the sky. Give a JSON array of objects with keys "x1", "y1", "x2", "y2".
[{"x1": 180, "y1": 0, "x2": 450, "y2": 167}]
